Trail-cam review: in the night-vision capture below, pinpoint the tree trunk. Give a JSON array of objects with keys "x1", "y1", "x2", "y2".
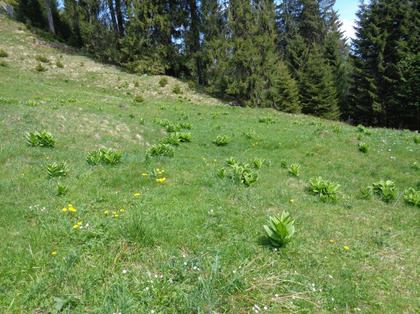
[
  {"x1": 44, "y1": 0, "x2": 55, "y2": 34},
  {"x1": 108, "y1": 0, "x2": 119, "y2": 35},
  {"x1": 115, "y1": 0, "x2": 124, "y2": 37},
  {"x1": 72, "y1": 0, "x2": 82, "y2": 46}
]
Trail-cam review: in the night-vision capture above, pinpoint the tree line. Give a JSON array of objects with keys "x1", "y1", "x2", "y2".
[{"x1": 13, "y1": 0, "x2": 420, "y2": 129}]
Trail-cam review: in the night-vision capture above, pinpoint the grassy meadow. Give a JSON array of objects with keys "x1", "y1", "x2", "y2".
[{"x1": 1, "y1": 12, "x2": 419, "y2": 313}]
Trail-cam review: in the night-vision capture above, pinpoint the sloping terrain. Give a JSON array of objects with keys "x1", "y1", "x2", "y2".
[{"x1": 0, "y1": 12, "x2": 419, "y2": 313}]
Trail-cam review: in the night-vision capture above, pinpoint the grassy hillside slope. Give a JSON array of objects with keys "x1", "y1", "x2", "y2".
[{"x1": 1, "y1": 13, "x2": 419, "y2": 313}]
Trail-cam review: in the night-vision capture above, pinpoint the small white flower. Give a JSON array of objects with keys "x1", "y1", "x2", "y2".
[
  {"x1": 155, "y1": 275, "x2": 158, "y2": 278},
  {"x1": 331, "y1": 297, "x2": 335, "y2": 302},
  {"x1": 160, "y1": 275, "x2": 163, "y2": 278},
  {"x1": 311, "y1": 283, "x2": 315, "y2": 287},
  {"x1": 85, "y1": 223, "x2": 89, "y2": 227},
  {"x1": 184, "y1": 262, "x2": 187, "y2": 266},
  {"x1": 182, "y1": 254, "x2": 186, "y2": 258},
  {"x1": 122, "y1": 269, "x2": 127, "y2": 274},
  {"x1": 263, "y1": 306, "x2": 268, "y2": 310},
  {"x1": 275, "y1": 294, "x2": 279, "y2": 298},
  {"x1": 145, "y1": 286, "x2": 149, "y2": 291},
  {"x1": 232, "y1": 270, "x2": 236, "y2": 273},
  {"x1": 328, "y1": 275, "x2": 333, "y2": 279}
]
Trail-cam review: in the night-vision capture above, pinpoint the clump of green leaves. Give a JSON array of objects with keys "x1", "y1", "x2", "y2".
[
  {"x1": 172, "y1": 84, "x2": 182, "y2": 94},
  {"x1": 24, "y1": 100, "x2": 38, "y2": 107},
  {"x1": 56, "y1": 60, "x2": 64, "y2": 68},
  {"x1": 165, "y1": 123, "x2": 181, "y2": 133},
  {"x1": 25, "y1": 131, "x2": 56, "y2": 148},
  {"x1": 177, "y1": 132, "x2": 192, "y2": 142},
  {"x1": 404, "y1": 188, "x2": 420, "y2": 206},
  {"x1": 414, "y1": 134, "x2": 420, "y2": 144},
  {"x1": 219, "y1": 159, "x2": 259, "y2": 187},
  {"x1": 251, "y1": 157, "x2": 265, "y2": 169},
  {"x1": 86, "y1": 148, "x2": 123, "y2": 165},
  {"x1": 263, "y1": 211, "x2": 295, "y2": 247},
  {"x1": 160, "y1": 133, "x2": 181, "y2": 146},
  {"x1": 360, "y1": 186, "x2": 373, "y2": 200},
  {"x1": 213, "y1": 135, "x2": 230, "y2": 146},
  {"x1": 35, "y1": 64, "x2": 47, "y2": 72},
  {"x1": 371, "y1": 180, "x2": 396, "y2": 203},
  {"x1": 258, "y1": 116, "x2": 275, "y2": 124},
  {"x1": 0, "y1": 49, "x2": 8, "y2": 57},
  {"x1": 309, "y1": 177, "x2": 340, "y2": 203},
  {"x1": 159, "y1": 77, "x2": 168, "y2": 87},
  {"x1": 47, "y1": 162, "x2": 69, "y2": 177},
  {"x1": 358, "y1": 142, "x2": 369, "y2": 153},
  {"x1": 288, "y1": 163, "x2": 301, "y2": 176},
  {"x1": 146, "y1": 144, "x2": 174, "y2": 158},
  {"x1": 412, "y1": 162, "x2": 419, "y2": 170},
  {"x1": 243, "y1": 129, "x2": 257, "y2": 139},
  {"x1": 280, "y1": 159, "x2": 287, "y2": 169},
  {"x1": 134, "y1": 95, "x2": 144, "y2": 103},
  {"x1": 57, "y1": 183, "x2": 68, "y2": 196},
  {"x1": 179, "y1": 122, "x2": 192, "y2": 130},
  {"x1": 36, "y1": 55, "x2": 50, "y2": 63}
]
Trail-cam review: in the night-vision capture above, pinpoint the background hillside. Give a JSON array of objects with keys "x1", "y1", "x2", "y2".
[{"x1": 1, "y1": 12, "x2": 420, "y2": 313}]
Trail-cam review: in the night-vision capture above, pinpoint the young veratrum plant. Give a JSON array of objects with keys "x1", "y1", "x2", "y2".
[
  {"x1": 220, "y1": 160, "x2": 259, "y2": 187},
  {"x1": 146, "y1": 144, "x2": 175, "y2": 158},
  {"x1": 371, "y1": 180, "x2": 396, "y2": 203},
  {"x1": 251, "y1": 157, "x2": 265, "y2": 169},
  {"x1": 288, "y1": 163, "x2": 301, "y2": 176},
  {"x1": 264, "y1": 211, "x2": 295, "y2": 247},
  {"x1": 86, "y1": 148, "x2": 122, "y2": 165},
  {"x1": 309, "y1": 176, "x2": 340, "y2": 203},
  {"x1": 47, "y1": 162, "x2": 68, "y2": 177},
  {"x1": 25, "y1": 131, "x2": 56, "y2": 147},
  {"x1": 404, "y1": 188, "x2": 420, "y2": 206},
  {"x1": 213, "y1": 135, "x2": 230, "y2": 146},
  {"x1": 258, "y1": 116, "x2": 275, "y2": 124},
  {"x1": 57, "y1": 183, "x2": 68, "y2": 196},
  {"x1": 358, "y1": 142, "x2": 369, "y2": 153},
  {"x1": 160, "y1": 133, "x2": 181, "y2": 146}
]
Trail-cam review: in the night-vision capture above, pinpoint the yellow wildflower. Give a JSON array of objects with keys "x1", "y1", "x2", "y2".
[
  {"x1": 69, "y1": 207, "x2": 76, "y2": 212},
  {"x1": 104, "y1": 210, "x2": 109, "y2": 215},
  {"x1": 329, "y1": 239, "x2": 334, "y2": 243},
  {"x1": 51, "y1": 251, "x2": 57, "y2": 255},
  {"x1": 77, "y1": 222, "x2": 82, "y2": 226},
  {"x1": 142, "y1": 173, "x2": 148, "y2": 176},
  {"x1": 62, "y1": 207, "x2": 68, "y2": 212},
  {"x1": 120, "y1": 209, "x2": 125, "y2": 212},
  {"x1": 114, "y1": 214, "x2": 119, "y2": 218},
  {"x1": 112, "y1": 211, "x2": 117, "y2": 215},
  {"x1": 290, "y1": 199, "x2": 295, "y2": 203},
  {"x1": 344, "y1": 246, "x2": 349, "y2": 250},
  {"x1": 134, "y1": 193, "x2": 140, "y2": 197},
  {"x1": 73, "y1": 224, "x2": 79, "y2": 229}
]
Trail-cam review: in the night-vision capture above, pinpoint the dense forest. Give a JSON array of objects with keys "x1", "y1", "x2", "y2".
[{"x1": 10, "y1": 0, "x2": 420, "y2": 129}]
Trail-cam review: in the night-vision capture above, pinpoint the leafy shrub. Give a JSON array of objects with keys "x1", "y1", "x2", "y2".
[
  {"x1": 172, "y1": 84, "x2": 182, "y2": 94},
  {"x1": 220, "y1": 159, "x2": 259, "y2": 187},
  {"x1": 263, "y1": 211, "x2": 295, "y2": 247},
  {"x1": 357, "y1": 124, "x2": 365, "y2": 132},
  {"x1": 360, "y1": 186, "x2": 373, "y2": 200},
  {"x1": 146, "y1": 144, "x2": 174, "y2": 158},
  {"x1": 357, "y1": 134, "x2": 363, "y2": 141},
  {"x1": 243, "y1": 129, "x2": 257, "y2": 139},
  {"x1": 404, "y1": 188, "x2": 420, "y2": 206},
  {"x1": 288, "y1": 163, "x2": 301, "y2": 176},
  {"x1": 56, "y1": 60, "x2": 64, "y2": 68},
  {"x1": 159, "y1": 77, "x2": 168, "y2": 87},
  {"x1": 160, "y1": 133, "x2": 181, "y2": 146},
  {"x1": 165, "y1": 123, "x2": 181, "y2": 133},
  {"x1": 139, "y1": 118, "x2": 145, "y2": 125},
  {"x1": 35, "y1": 64, "x2": 47, "y2": 72},
  {"x1": 57, "y1": 183, "x2": 68, "y2": 196},
  {"x1": 86, "y1": 148, "x2": 123, "y2": 166},
  {"x1": 47, "y1": 162, "x2": 69, "y2": 177},
  {"x1": 280, "y1": 159, "x2": 287, "y2": 169},
  {"x1": 35, "y1": 55, "x2": 50, "y2": 63},
  {"x1": 177, "y1": 132, "x2": 192, "y2": 142},
  {"x1": 258, "y1": 116, "x2": 275, "y2": 124},
  {"x1": 0, "y1": 49, "x2": 8, "y2": 57},
  {"x1": 225, "y1": 156, "x2": 237, "y2": 166},
  {"x1": 213, "y1": 135, "x2": 230, "y2": 146},
  {"x1": 251, "y1": 157, "x2": 265, "y2": 169},
  {"x1": 179, "y1": 122, "x2": 192, "y2": 130},
  {"x1": 371, "y1": 180, "x2": 396, "y2": 203},
  {"x1": 25, "y1": 131, "x2": 56, "y2": 147},
  {"x1": 309, "y1": 177, "x2": 340, "y2": 203},
  {"x1": 358, "y1": 142, "x2": 369, "y2": 153},
  {"x1": 134, "y1": 95, "x2": 144, "y2": 103}
]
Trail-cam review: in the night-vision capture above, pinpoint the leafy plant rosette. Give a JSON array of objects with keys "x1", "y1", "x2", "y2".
[{"x1": 263, "y1": 211, "x2": 295, "y2": 247}]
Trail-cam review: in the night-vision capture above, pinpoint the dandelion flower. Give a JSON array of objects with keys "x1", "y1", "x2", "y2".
[
  {"x1": 142, "y1": 173, "x2": 148, "y2": 176},
  {"x1": 51, "y1": 251, "x2": 57, "y2": 255},
  {"x1": 114, "y1": 214, "x2": 119, "y2": 218},
  {"x1": 62, "y1": 207, "x2": 68, "y2": 212},
  {"x1": 104, "y1": 210, "x2": 109, "y2": 215},
  {"x1": 290, "y1": 199, "x2": 295, "y2": 203},
  {"x1": 329, "y1": 239, "x2": 334, "y2": 243},
  {"x1": 73, "y1": 224, "x2": 79, "y2": 229},
  {"x1": 134, "y1": 193, "x2": 140, "y2": 197},
  {"x1": 344, "y1": 246, "x2": 349, "y2": 250},
  {"x1": 120, "y1": 209, "x2": 126, "y2": 212},
  {"x1": 77, "y1": 222, "x2": 82, "y2": 226}
]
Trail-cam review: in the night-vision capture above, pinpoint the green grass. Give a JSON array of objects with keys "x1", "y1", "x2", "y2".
[{"x1": 1, "y1": 13, "x2": 419, "y2": 313}]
